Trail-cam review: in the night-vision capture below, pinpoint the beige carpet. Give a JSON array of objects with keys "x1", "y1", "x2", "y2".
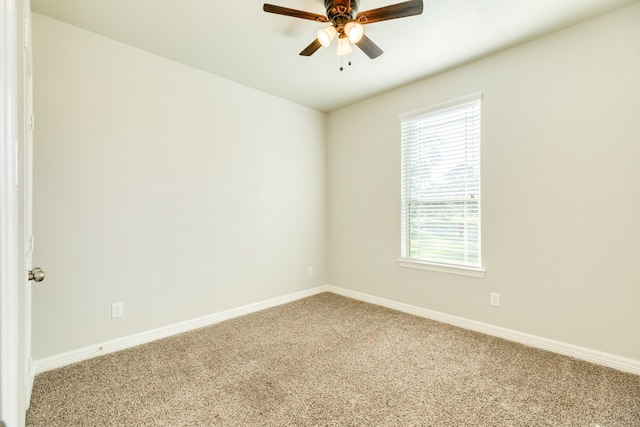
[{"x1": 27, "y1": 293, "x2": 640, "y2": 426}]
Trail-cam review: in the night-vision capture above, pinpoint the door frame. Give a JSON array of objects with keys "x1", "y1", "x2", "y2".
[{"x1": 1, "y1": 1, "x2": 24, "y2": 426}]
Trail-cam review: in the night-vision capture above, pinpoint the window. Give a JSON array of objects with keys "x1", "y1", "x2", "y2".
[{"x1": 399, "y1": 94, "x2": 482, "y2": 276}]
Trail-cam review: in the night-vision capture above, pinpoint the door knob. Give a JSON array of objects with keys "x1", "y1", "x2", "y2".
[{"x1": 28, "y1": 267, "x2": 45, "y2": 282}]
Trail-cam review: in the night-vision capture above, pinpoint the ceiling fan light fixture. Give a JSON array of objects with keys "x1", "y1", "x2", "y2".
[
  {"x1": 336, "y1": 36, "x2": 353, "y2": 56},
  {"x1": 317, "y1": 26, "x2": 337, "y2": 47},
  {"x1": 344, "y1": 21, "x2": 364, "y2": 43},
  {"x1": 264, "y1": 0, "x2": 425, "y2": 60}
]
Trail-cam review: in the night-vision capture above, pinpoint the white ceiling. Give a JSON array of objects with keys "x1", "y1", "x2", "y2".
[{"x1": 31, "y1": 0, "x2": 638, "y2": 112}]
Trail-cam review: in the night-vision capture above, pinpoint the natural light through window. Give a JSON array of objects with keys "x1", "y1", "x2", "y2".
[{"x1": 399, "y1": 94, "x2": 483, "y2": 277}]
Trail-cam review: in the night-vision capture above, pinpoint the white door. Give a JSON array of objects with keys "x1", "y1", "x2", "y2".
[
  {"x1": 21, "y1": 0, "x2": 36, "y2": 407},
  {"x1": 0, "y1": 1, "x2": 35, "y2": 426}
]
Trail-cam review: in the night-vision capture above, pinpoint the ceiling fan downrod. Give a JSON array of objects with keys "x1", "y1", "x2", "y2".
[{"x1": 325, "y1": 0, "x2": 359, "y2": 26}]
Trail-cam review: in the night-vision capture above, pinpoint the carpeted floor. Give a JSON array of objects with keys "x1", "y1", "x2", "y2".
[{"x1": 26, "y1": 293, "x2": 640, "y2": 426}]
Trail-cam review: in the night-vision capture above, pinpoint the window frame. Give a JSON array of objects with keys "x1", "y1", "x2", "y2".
[{"x1": 398, "y1": 93, "x2": 485, "y2": 278}]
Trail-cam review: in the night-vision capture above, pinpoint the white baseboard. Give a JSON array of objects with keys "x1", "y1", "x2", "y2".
[
  {"x1": 326, "y1": 285, "x2": 640, "y2": 376},
  {"x1": 34, "y1": 284, "x2": 640, "y2": 377},
  {"x1": 34, "y1": 286, "x2": 329, "y2": 375}
]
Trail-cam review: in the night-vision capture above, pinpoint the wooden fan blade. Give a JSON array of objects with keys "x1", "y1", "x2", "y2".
[
  {"x1": 263, "y1": 4, "x2": 329, "y2": 22},
  {"x1": 356, "y1": 0, "x2": 423, "y2": 24},
  {"x1": 300, "y1": 39, "x2": 323, "y2": 56},
  {"x1": 355, "y1": 34, "x2": 383, "y2": 59}
]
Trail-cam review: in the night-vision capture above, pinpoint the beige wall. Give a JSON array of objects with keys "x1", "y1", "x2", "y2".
[
  {"x1": 327, "y1": 4, "x2": 640, "y2": 361},
  {"x1": 31, "y1": 14, "x2": 327, "y2": 360}
]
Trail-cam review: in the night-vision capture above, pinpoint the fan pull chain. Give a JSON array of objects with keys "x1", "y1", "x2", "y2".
[{"x1": 339, "y1": 48, "x2": 353, "y2": 72}]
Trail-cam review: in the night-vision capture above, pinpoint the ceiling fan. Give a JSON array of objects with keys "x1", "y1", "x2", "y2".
[{"x1": 263, "y1": 0, "x2": 423, "y2": 60}]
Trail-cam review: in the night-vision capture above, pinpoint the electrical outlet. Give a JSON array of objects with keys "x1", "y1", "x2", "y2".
[
  {"x1": 490, "y1": 292, "x2": 500, "y2": 307},
  {"x1": 111, "y1": 302, "x2": 124, "y2": 318},
  {"x1": 308, "y1": 266, "x2": 314, "y2": 276}
]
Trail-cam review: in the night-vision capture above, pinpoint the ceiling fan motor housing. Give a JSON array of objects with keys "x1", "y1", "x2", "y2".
[{"x1": 325, "y1": 0, "x2": 359, "y2": 26}]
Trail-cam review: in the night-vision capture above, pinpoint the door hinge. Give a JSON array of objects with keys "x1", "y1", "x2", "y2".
[
  {"x1": 28, "y1": 235, "x2": 35, "y2": 253},
  {"x1": 29, "y1": 114, "x2": 35, "y2": 130},
  {"x1": 24, "y1": 19, "x2": 29, "y2": 49}
]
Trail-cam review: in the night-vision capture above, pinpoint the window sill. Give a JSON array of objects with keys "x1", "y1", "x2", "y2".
[{"x1": 397, "y1": 259, "x2": 485, "y2": 278}]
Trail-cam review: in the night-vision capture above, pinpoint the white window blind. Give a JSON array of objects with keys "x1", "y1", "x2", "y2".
[{"x1": 400, "y1": 94, "x2": 481, "y2": 270}]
